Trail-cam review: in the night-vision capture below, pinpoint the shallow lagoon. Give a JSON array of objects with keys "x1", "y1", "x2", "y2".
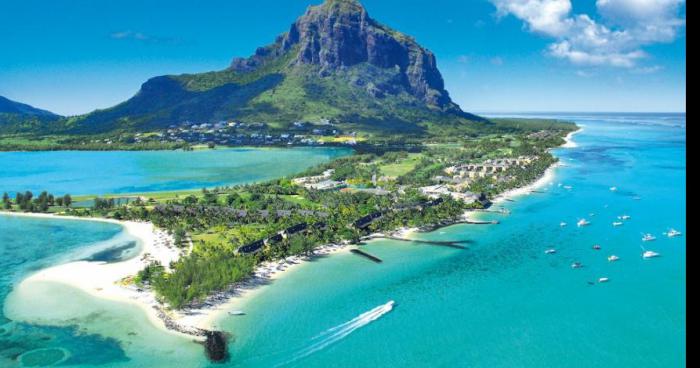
[{"x1": 0, "y1": 146, "x2": 350, "y2": 195}]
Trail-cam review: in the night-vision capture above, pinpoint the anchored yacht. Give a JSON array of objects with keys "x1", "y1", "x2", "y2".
[
  {"x1": 577, "y1": 219, "x2": 590, "y2": 227},
  {"x1": 665, "y1": 229, "x2": 682, "y2": 237},
  {"x1": 608, "y1": 255, "x2": 620, "y2": 262},
  {"x1": 642, "y1": 233, "x2": 656, "y2": 242}
]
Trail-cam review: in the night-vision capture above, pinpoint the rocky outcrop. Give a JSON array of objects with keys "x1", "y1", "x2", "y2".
[{"x1": 230, "y1": 0, "x2": 457, "y2": 110}]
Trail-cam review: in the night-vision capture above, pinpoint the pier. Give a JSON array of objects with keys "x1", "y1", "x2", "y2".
[
  {"x1": 350, "y1": 248, "x2": 383, "y2": 263},
  {"x1": 463, "y1": 219, "x2": 500, "y2": 225},
  {"x1": 384, "y1": 236, "x2": 470, "y2": 249}
]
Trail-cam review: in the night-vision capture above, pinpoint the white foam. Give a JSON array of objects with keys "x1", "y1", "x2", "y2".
[{"x1": 279, "y1": 301, "x2": 395, "y2": 366}]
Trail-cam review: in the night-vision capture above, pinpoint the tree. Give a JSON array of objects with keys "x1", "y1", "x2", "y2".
[
  {"x1": 63, "y1": 194, "x2": 72, "y2": 207},
  {"x1": 2, "y1": 192, "x2": 10, "y2": 210}
]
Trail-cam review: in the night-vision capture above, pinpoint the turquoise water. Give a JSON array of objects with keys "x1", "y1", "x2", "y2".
[
  {"x1": 0, "y1": 147, "x2": 349, "y2": 195},
  {"x1": 0, "y1": 114, "x2": 685, "y2": 367},
  {"x1": 216, "y1": 113, "x2": 685, "y2": 367},
  {"x1": 0, "y1": 216, "x2": 133, "y2": 367}
]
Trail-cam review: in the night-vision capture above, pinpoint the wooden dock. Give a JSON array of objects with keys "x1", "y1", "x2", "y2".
[{"x1": 350, "y1": 248, "x2": 383, "y2": 263}]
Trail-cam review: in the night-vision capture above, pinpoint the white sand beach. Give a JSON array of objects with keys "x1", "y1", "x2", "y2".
[{"x1": 1, "y1": 212, "x2": 186, "y2": 336}]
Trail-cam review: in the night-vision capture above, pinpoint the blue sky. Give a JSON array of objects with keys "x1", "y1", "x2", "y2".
[{"x1": 0, "y1": 0, "x2": 685, "y2": 115}]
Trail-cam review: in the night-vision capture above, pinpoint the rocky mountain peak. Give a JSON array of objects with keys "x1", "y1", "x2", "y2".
[{"x1": 231, "y1": 0, "x2": 458, "y2": 110}]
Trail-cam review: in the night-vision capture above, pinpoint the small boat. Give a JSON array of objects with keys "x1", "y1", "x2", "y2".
[
  {"x1": 577, "y1": 219, "x2": 590, "y2": 227},
  {"x1": 545, "y1": 249, "x2": 557, "y2": 254},
  {"x1": 592, "y1": 244, "x2": 601, "y2": 250},
  {"x1": 598, "y1": 277, "x2": 610, "y2": 283},
  {"x1": 642, "y1": 250, "x2": 660, "y2": 259},
  {"x1": 563, "y1": 185, "x2": 573, "y2": 190},
  {"x1": 642, "y1": 233, "x2": 656, "y2": 242},
  {"x1": 610, "y1": 186, "x2": 618, "y2": 191},
  {"x1": 589, "y1": 213, "x2": 596, "y2": 217},
  {"x1": 665, "y1": 229, "x2": 682, "y2": 238},
  {"x1": 560, "y1": 221, "x2": 567, "y2": 227},
  {"x1": 619, "y1": 215, "x2": 631, "y2": 220},
  {"x1": 571, "y1": 262, "x2": 583, "y2": 269},
  {"x1": 612, "y1": 221, "x2": 623, "y2": 227},
  {"x1": 608, "y1": 255, "x2": 620, "y2": 262},
  {"x1": 228, "y1": 310, "x2": 245, "y2": 316}
]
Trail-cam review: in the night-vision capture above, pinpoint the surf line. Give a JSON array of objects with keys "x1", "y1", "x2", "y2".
[{"x1": 276, "y1": 300, "x2": 396, "y2": 367}]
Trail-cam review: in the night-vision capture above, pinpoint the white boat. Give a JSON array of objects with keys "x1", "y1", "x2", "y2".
[
  {"x1": 619, "y1": 215, "x2": 631, "y2": 220},
  {"x1": 577, "y1": 219, "x2": 590, "y2": 227},
  {"x1": 592, "y1": 244, "x2": 601, "y2": 250},
  {"x1": 665, "y1": 229, "x2": 682, "y2": 237},
  {"x1": 560, "y1": 221, "x2": 567, "y2": 227},
  {"x1": 571, "y1": 262, "x2": 583, "y2": 269},
  {"x1": 228, "y1": 310, "x2": 245, "y2": 316},
  {"x1": 608, "y1": 255, "x2": 620, "y2": 262},
  {"x1": 642, "y1": 233, "x2": 656, "y2": 242},
  {"x1": 545, "y1": 249, "x2": 556, "y2": 254},
  {"x1": 598, "y1": 277, "x2": 609, "y2": 283},
  {"x1": 612, "y1": 221, "x2": 623, "y2": 227},
  {"x1": 610, "y1": 186, "x2": 617, "y2": 191},
  {"x1": 563, "y1": 185, "x2": 573, "y2": 190},
  {"x1": 642, "y1": 250, "x2": 660, "y2": 259}
]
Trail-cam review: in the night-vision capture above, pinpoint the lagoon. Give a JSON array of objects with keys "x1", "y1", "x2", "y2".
[{"x1": 0, "y1": 147, "x2": 350, "y2": 196}]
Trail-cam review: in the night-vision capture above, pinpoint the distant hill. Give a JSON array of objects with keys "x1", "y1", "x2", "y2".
[
  {"x1": 0, "y1": 96, "x2": 61, "y2": 133},
  {"x1": 59, "y1": 0, "x2": 486, "y2": 137}
]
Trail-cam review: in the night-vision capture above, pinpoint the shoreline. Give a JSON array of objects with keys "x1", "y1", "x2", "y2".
[
  {"x1": 1, "y1": 127, "x2": 581, "y2": 336},
  {"x1": 0, "y1": 211, "x2": 190, "y2": 338}
]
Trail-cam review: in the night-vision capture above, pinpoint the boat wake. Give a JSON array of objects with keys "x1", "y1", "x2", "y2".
[{"x1": 277, "y1": 300, "x2": 395, "y2": 367}]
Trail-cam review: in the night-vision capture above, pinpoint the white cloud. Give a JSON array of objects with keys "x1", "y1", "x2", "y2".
[
  {"x1": 490, "y1": 0, "x2": 684, "y2": 67},
  {"x1": 492, "y1": 0, "x2": 572, "y2": 36}
]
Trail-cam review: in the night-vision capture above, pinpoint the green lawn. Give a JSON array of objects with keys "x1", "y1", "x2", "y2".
[{"x1": 379, "y1": 153, "x2": 422, "y2": 177}]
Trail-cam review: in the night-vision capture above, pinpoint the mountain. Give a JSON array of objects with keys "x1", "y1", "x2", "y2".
[
  {"x1": 0, "y1": 96, "x2": 62, "y2": 133},
  {"x1": 61, "y1": 0, "x2": 486, "y2": 136}
]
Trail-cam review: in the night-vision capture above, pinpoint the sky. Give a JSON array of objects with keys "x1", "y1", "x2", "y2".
[{"x1": 0, "y1": 0, "x2": 686, "y2": 115}]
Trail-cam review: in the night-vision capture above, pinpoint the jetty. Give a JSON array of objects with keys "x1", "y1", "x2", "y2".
[
  {"x1": 350, "y1": 248, "x2": 383, "y2": 263},
  {"x1": 463, "y1": 219, "x2": 499, "y2": 225},
  {"x1": 384, "y1": 236, "x2": 469, "y2": 249}
]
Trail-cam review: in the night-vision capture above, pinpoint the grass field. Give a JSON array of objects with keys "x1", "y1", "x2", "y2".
[{"x1": 379, "y1": 153, "x2": 422, "y2": 177}]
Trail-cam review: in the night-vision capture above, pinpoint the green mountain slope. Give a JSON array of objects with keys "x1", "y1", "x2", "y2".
[
  {"x1": 0, "y1": 96, "x2": 62, "y2": 134},
  {"x1": 60, "y1": 0, "x2": 486, "y2": 136}
]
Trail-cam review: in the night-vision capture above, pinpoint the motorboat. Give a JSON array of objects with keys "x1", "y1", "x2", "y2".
[
  {"x1": 642, "y1": 233, "x2": 656, "y2": 242},
  {"x1": 592, "y1": 244, "x2": 601, "y2": 250},
  {"x1": 560, "y1": 222, "x2": 567, "y2": 227},
  {"x1": 642, "y1": 250, "x2": 660, "y2": 258},
  {"x1": 665, "y1": 229, "x2": 682, "y2": 238},
  {"x1": 612, "y1": 221, "x2": 623, "y2": 227},
  {"x1": 610, "y1": 186, "x2": 617, "y2": 191},
  {"x1": 228, "y1": 310, "x2": 246, "y2": 316},
  {"x1": 619, "y1": 215, "x2": 631, "y2": 220},
  {"x1": 571, "y1": 262, "x2": 583, "y2": 269},
  {"x1": 577, "y1": 219, "x2": 590, "y2": 227},
  {"x1": 545, "y1": 249, "x2": 557, "y2": 254},
  {"x1": 598, "y1": 277, "x2": 609, "y2": 283},
  {"x1": 563, "y1": 185, "x2": 573, "y2": 190},
  {"x1": 608, "y1": 255, "x2": 620, "y2": 262}
]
